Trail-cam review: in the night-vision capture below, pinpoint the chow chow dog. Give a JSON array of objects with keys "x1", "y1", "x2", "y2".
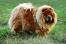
[{"x1": 8, "y1": 3, "x2": 57, "y2": 36}]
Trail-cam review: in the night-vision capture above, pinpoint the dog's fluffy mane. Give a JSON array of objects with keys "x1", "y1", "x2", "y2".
[
  {"x1": 36, "y1": 5, "x2": 57, "y2": 23},
  {"x1": 35, "y1": 5, "x2": 57, "y2": 36}
]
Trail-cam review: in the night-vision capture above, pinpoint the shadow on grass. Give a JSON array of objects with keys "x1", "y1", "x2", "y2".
[
  {"x1": 0, "y1": 29, "x2": 66, "y2": 44},
  {"x1": 0, "y1": 31, "x2": 37, "y2": 44}
]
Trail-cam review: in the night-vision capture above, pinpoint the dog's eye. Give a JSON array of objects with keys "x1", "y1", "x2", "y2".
[{"x1": 42, "y1": 9, "x2": 45, "y2": 12}]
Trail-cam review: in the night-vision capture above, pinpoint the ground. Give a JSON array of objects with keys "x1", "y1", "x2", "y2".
[{"x1": 0, "y1": 0, "x2": 66, "y2": 44}]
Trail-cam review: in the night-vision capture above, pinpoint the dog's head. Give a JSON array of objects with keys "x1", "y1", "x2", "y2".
[
  {"x1": 41, "y1": 5, "x2": 56, "y2": 24},
  {"x1": 36, "y1": 5, "x2": 57, "y2": 35}
]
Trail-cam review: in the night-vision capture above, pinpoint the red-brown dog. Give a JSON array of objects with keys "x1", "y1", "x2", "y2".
[{"x1": 8, "y1": 3, "x2": 57, "y2": 36}]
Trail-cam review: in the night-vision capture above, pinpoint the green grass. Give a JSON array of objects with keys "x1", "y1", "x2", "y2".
[{"x1": 0, "y1": 0, "x2": 66, "y2": 44}]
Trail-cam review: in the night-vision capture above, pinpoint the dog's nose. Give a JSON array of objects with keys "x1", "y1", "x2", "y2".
[{"x1": 46, "y1": 15, "x2": 52, "y2": 22}]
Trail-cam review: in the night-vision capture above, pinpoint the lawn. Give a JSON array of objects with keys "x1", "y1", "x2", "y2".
[{"x1": 0, "y1": 0, "x2": 66, "y2": 44}]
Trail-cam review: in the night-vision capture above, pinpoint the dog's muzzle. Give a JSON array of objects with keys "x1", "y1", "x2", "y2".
[{"x1": 46, "y1": 15, "x2": 52, "y2": 23}]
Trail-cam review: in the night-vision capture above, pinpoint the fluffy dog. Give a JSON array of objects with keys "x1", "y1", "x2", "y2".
[
  {"x1": 8, "y1": 3, "x2": 57, "y2": 36},
  {"x1": 8, "y1": 3, "x2": 37, "y2": 33},
  {"x1": 35, "y1": 5, "x2": 57, "y2": 36}
]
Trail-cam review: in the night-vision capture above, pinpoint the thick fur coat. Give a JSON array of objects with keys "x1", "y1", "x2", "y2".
[{"x1": 8, "y1": 3, "x2": 57, "y2": 36}]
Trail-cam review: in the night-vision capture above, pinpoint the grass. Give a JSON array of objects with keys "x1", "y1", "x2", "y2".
[{"x1": 0, "y1": 0, "x2": 66, "y2": 44}]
